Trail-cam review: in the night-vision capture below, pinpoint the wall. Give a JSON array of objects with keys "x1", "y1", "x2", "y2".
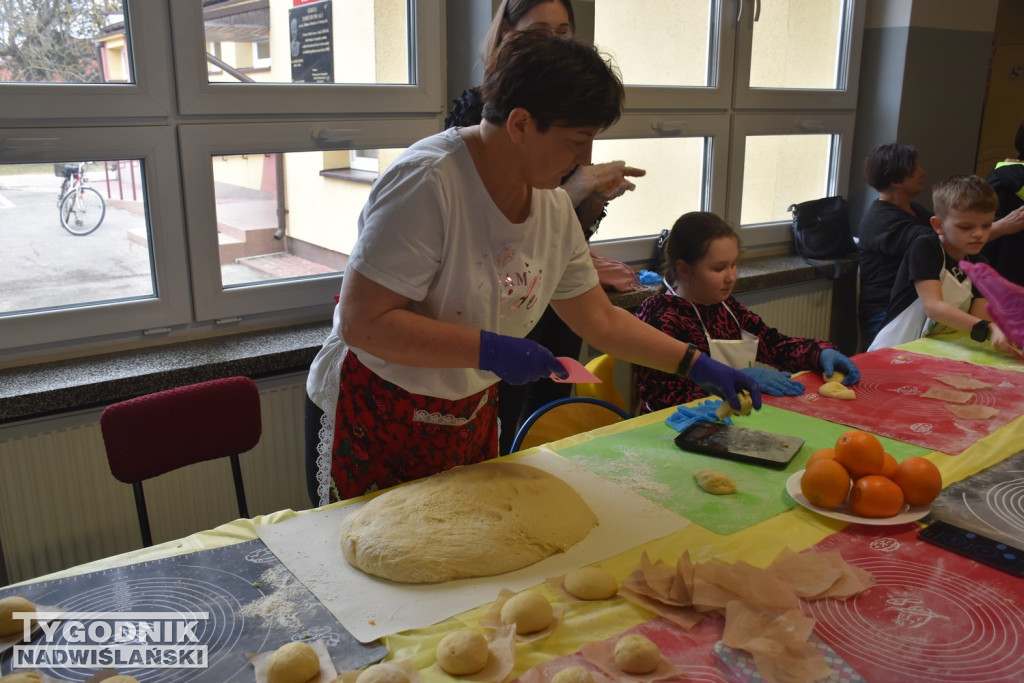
[
  {"x1": 975, "y1": 0, "x2": 1024, "y2": 174},
  {"x1": 850, "y1": 0, "x2": 1000, "y2": 232}
]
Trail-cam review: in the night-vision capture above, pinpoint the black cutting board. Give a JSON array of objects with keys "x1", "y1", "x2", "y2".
[{"x1": 1, "y1": 539, "x2": 386, "y2": 681}]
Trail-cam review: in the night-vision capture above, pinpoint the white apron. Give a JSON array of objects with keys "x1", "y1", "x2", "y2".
[
  {"x1": 868, "y1": 257, "x2": 974, "y2": 351},
  {"x1": 663, "y1": 278, "x2": 759, "y2": 369}
]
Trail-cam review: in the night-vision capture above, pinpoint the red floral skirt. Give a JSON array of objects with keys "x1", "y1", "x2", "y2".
[{"x1": 330, "y1": 351, "x2": 499, "y2": 501}]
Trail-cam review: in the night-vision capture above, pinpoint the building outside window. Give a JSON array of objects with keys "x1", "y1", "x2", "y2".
[{"x1": 0, "y1": 0, "x2": 861, "y2": 361}]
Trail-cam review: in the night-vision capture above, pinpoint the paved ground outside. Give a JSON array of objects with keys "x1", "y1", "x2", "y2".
[{"x1": 0, "y1": 171, "x2": 331, "y2": 317}]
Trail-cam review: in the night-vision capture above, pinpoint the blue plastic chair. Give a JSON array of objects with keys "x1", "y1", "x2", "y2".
[{"x1": 510, "y1": 397, "x2": 630, "y2": 453}]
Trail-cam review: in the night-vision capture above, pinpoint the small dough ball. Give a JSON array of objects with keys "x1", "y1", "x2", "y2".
[
  {"x1": 564, "y1": 566, "x2": 618, "y2": 600},
  {"x1": 105, "y1": 677, "x2": 140, "y2": 683},
  {"x1": 694, "y1": 469, "x2": 737, "y2": 495},
  {"x1": 356, "y1": 662, "x2": 410, "y2": 683},
  {"x1": 436, "y1": 629, "x2": 489, "y2": 676},
  {"x1": 500, "y1": 591, "x2": 553, "y2": 634},
  {"x1": 266, "y1": 641, "x2": 320, "y2": 683},
  {"x1": 551, "y1": 665, "x2": 595, "y2": 683},
  {"x1": 614, "y1": 634, "x2": 661, "y2": 675},
  {"x1": 715, "y1": 391, "x2": 753, "y2": 419},
  {"x1": 824, "y1": 370, "x2": 846, "y2": 384},
  {"x1": 0, "y1": 595, "x2": 35, "y2": 636},
  {"x1": 819, "y1": 381, "x2": 856, "y2": 400}
]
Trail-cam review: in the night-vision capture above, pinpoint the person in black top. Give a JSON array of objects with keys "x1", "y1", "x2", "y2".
[
  {"x1": 856, "y1": 143, "x2": 934, "y2": 351},
  {"x1": 982, "y1": 118, "x2": 1024, "y2": 286},
  {"x1": 446, "y1": 0, "x2": 646, "y2": 453}
]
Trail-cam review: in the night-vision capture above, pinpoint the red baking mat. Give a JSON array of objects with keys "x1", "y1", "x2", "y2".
[
  {"x1": 762, "y1": 348, "x2": 1024, "y2": 454},
  {"x1": 807, "y1": 524, "x2": 1024, "y2": 682}
]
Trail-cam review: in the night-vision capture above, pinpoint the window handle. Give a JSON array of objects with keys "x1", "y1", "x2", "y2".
[
  {"x1": 0, "y1": 137, "x2": 59, "y2": 148},
  {"x1": 312, "y1": 128, "x2": 363, "y2": 144},
  {"x1": 796, "y1": 120, "x2": 825, "y2": 132},
  {"x1": 652, "y1": 120, "x2": 687, "y2": 135},
  {"x1": 754, "y1": 0, "x2": 761, "y2": 22}
]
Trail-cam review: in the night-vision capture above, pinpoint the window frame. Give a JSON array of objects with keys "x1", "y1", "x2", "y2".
[
  {"x1": 731, "y1": 0, "x2": 866, "y2": 110},
  {"x1": 589, "y1": 112, "x2": 731, "y2": 264},
  {"x1": 0, "y1": 0, "x2": 175, "y2": 121},
  {"x1": 726, "y1": 113, "x2": 856, "y2": 249},
  {"x1": 168, "y1": 0, "x2": 445, "y2": 116},
  {"x1": 178, "y1": 117, "x2": 441, "y2": 322},
  {"x1": 610, "y1": 0, "x2": 738, "y2": 111},
  {"x1": 0, "y1": 125, "x2": 191, "y2": 352}
]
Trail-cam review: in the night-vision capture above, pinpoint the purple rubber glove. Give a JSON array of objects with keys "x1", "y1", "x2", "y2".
[
  {"x1": 478, "y1": 330, "x2": 567, "y2": 385},
  {"x1": 687, "y1": 353, "x2": 762, "y2": 411}
]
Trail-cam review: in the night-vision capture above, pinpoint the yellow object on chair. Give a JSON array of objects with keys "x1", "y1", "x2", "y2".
[{"x1": 575, "y1": 354, "x2": 628, "y2": 413}]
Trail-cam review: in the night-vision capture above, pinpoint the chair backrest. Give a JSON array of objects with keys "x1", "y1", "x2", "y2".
[
  {"x1": 100, "y1": 376, "x2": 262, "y2": 546},
  {"x1": 510, "y1": 397, "x2": 630, "y2": 453},
  {"x1": 574, "y1": 354, "x2": 628, "y2": 413},
  {"x1": 101, "y1": 376, "x2": 262, "y2": 484}
]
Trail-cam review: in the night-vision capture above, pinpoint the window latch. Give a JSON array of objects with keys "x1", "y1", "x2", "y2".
[{"x1": 312, "y1": 128, "x2": 363, "y2": 145}]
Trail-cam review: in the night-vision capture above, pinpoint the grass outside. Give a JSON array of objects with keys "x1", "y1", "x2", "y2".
[{"x1": 0, "y1": 163, "x2": 53, "y2": 176}]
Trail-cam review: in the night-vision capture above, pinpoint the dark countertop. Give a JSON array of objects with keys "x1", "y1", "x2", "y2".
[{"x1": 0, "y1": 255, "x2": 856, "y2": 425}]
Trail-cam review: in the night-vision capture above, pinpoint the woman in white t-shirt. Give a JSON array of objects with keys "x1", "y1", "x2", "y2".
[{"x1": 305, "y1": 29, "x2": 760, "y2": 504}]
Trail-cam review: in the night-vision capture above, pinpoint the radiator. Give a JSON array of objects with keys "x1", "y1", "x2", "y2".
[
  {"x1": 734, "y1": 280, "x2": 832, "y2": 340},
  {"x1": 0, "y1": 374, "x2": 310, "y2": 585}
]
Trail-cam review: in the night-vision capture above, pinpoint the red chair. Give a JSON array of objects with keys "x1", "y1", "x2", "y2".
[{"x1": 100, "y1": 376, "x2": 262, "y2": 547}]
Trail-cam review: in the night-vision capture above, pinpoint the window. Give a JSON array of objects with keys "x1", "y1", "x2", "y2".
[
  {"x1": 0, "y1": 0, "x2": 860, "y2": 361},
  {"x1": 0, "y1": 0, "x2": 443, "y2": 357},
  {"x1": 587, "y1": 0, "x2": 864, "y2": 256}
]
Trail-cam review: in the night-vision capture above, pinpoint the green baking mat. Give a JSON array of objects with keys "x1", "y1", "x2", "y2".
[{"x1": 556, "y1": 405, "x2": 929, "y2": 535}]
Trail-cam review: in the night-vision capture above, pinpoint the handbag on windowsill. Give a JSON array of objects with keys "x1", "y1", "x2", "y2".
[{"x1": 591, "y1": 253, "x2": 647, "y2": 292}]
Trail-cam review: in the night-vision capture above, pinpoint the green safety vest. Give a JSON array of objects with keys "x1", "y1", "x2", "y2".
[{"x1": 994, "y1": 160, "x2": 1024, "y2": 201}]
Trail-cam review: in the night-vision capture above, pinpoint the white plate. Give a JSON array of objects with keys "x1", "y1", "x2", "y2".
[{"x1": 786, "y1": 470, "x2": 930, "y2": 525}]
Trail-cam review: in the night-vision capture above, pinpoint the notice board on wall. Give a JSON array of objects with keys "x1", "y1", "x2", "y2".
[{"x1": 290, "y1": 0, "x2": 333, "y2": 83}]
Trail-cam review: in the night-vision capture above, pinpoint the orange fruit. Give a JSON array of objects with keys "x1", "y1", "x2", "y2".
[
  {"x1": 880, "y1": 452, "x2": 899, "y2": 479},
  {"x1": 849, "y1": 475, "x2": 905, "y2": 518},
  {"x1": 806, "y1": 448, "x2": 837, "y2": 467},
  {"x1": 800, "y1": 460, "x2": 852, "y2": 509},
  {"x1": 834, "y1": 430, "x2": 885, "y2": 479},
  {"x1": 891, "y1": 457, "x2": 942, "y2": 506}
]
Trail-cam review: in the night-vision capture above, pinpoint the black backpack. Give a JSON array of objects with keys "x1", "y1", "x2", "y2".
[{"x1": 787, "y1": 196, "x2": 857, "y2": 279}]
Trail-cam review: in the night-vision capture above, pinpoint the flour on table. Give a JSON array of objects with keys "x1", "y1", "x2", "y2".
[{"x1": 240, "y1": 565, "x2": 317, "y2": 631}]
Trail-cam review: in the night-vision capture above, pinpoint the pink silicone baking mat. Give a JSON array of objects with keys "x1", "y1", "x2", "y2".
[
  {"x1": 762, "y1": 348, "x2": 1024, "y2": 454},
  {"x1": 807, "y1": 524, "x2": 1024, "y2": 682}
]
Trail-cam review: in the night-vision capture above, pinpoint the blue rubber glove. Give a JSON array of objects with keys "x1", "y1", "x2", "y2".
[
  {"x1": 820, "y1": 348, "x2": 860, "y2": 385},
  {"x1": 687, "y1": 353, "x2": 763, "y2": 412},
  {"x1": 740, "y1": 367, "x2": 805, "y2": 397},
  {"x1": 478, "y1": 330, "x2": 567, "y2": 385}
]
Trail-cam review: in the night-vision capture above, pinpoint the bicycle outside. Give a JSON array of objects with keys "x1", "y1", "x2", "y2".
[{"x1": 57, "y1": 162, "x2": 106, "y2": 236}]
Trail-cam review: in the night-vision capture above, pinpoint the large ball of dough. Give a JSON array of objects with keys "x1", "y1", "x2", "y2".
[
  {"x1": 0, "y1": 674, "x2": 43, "y2": 682},
  {"x1": 105, "y1": 677, "x2": 140, "y2": 683},
  {"x1": 614, "y1": 634, "x2": 661, "y2": 674},
  {"x1": 0, "y1": 595, "x2": 35, "y2": 636},
  {"x1": 341, "y1": 462, "x2": 597, "y2": 583},
  {"x1": 266, "y1": 641, "x2": 320, "y2": 683},
  {"x1": 436, "y1": 629, "x2": 489, "y2": 676},
  {"x1": 563, "y1": 566, "x2": 618, "y2": 600},
  {"x1": 356, "y1": 662, "x2": 410, "y2": 683},
  {"x1": 551, "y1": 665, "x2": 595, "y2": 683},
  {"x1": 500, "y1": 591, "x2": 553, "y2": 634}
]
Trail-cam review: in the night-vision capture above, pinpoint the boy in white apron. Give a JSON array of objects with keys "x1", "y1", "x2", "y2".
[{"x1": 869, "y1": 175, "x2": 1020, "y2": 357}]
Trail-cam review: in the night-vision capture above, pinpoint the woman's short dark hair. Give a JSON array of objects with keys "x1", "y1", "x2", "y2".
[
  {"x1": 484, "y1": 0, "x2": 576, "y2": 58},
  {"x1": 661, "y1": 212, "x2": 739, "y2": 285},
  {"x1": 480, "y1": 28, "x2": 623, "y2": 132},
  {"x1": 863, "y1": 143, "x2": 918, "y2": 191}
]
